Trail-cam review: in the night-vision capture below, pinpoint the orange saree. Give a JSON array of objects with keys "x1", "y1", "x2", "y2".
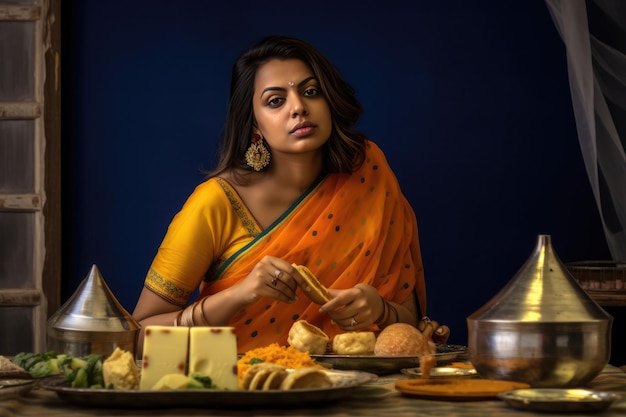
[{"x1": 200, "y1": 141, "x2": 426, "y2": 352}]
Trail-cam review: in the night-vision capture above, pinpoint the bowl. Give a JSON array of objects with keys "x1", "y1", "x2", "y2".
[{"x1": 467, "y1": 235, "x2": 613, "y2": 388}]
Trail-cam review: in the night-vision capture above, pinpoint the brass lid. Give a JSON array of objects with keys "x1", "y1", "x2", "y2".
[
  {"x1": 468, "y1": 235, "x2": 612, "y2": 323},
  {"x1": 47, "y1": 264, "x2": 140, "y2": 333}
]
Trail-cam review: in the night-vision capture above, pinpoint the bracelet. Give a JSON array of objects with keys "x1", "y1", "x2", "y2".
[
  {"x1": 375, "y1": 296, "x2": 389, "y2": 325},
  {"x1": 388, "y1": 302, "x2": 399, "y2": 324},
  {"x1": 198, "y1": 297, "x2": 210, "y2": 326},
  {"x1": 179, "y1": 303, "x2": 195, "y2": 327},
  {"x1": 173, "y1": 309, "x2": 183, "y2": 326}
]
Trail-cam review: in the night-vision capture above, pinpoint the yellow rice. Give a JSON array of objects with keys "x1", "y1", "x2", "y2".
[{"x1": 237, "y1": 343, "x2": 322, "y2": 382}]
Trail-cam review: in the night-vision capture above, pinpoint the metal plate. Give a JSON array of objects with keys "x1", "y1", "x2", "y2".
[
  {"x1": 401, "y1": 366, "x2": 478, "y2": 378},
  {"x1": 38, "y1": 369, "x2": 377, "y2": 408},
  {"x1": 311, "y1": 344, "x2": 468, "y2": 374},
  {"x1": 498, "y1": 388, "x2": 622, "y2": 413},
  {"x1": 0, "y1": 379, "x2": 36, "y2": 401}
]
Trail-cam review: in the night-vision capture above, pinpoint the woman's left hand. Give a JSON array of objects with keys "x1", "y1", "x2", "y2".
[{"x1": 318, "y1": 283, "x2": 384, "y2": 331}]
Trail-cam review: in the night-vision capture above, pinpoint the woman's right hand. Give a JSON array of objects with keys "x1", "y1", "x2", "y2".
[{"x1": 232, "y1": 255, "x2": 300, "y2": 305}]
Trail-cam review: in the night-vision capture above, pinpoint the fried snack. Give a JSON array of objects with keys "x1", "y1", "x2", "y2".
[
  {"x1": 279, "y1": 367, "x2": 332, "y2": 390},
  {"x1": 0, "y1": 355, "x2": 31, "y2": 379},
  {"x1": 331, "y1": 331, "x2": 376, "y2": 355},
  {"x1": 292, "y1": 264, "x2": 331, "y2": 304},
  {"x1": 288, "y1": 320, "x2": 330, "y2": 355},
  {"x1": 241, "y1": 363, "x2": 331, "y2": 390},
  {"x1": 375, "y1": 323, "x2": 436, "y2": 378},
  {"x1": 237, "y1": 343, "x2": 322, "y2": 385},
  {"x1": 102, "y1": 347, "x2": 140, "y2": 390},
  {"x1": 241, "y1": 363, "x2": 288, "y2": 390}
]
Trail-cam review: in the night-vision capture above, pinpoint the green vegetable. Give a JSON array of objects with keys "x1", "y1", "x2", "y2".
[
  {"x1": 71, "y1": 367, "x2": 88, "y2": 388},
  {"x1": 11, "y1": 351, "x2": 105, "y2": 389},
  {"x1": 248, "y1": 357, "x2": 264, "y2": 365},
  {"x1": 29, "y1": 360, "x2": 56, "y2": 378},
  {"x1": 188, "y1": 373, "x2": 216, "y2": 389}
]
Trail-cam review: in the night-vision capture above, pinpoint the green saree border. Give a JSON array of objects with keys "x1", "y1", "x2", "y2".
[{"x1": 209, "y1": 175, "x2": 326, "y2": 281}]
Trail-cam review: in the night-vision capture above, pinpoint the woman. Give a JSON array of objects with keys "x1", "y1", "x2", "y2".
[{"x1": 132, "y1": 35, "x2": 448, "y2": 354}]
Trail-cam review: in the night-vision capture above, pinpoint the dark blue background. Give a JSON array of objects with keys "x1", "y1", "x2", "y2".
[{"x1": 61, "y1": 1, "x2": 611, "y2": 349}]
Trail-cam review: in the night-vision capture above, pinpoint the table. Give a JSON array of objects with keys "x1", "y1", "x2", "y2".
[{"x1": 2, "y1": 366, "x2": 626, "y2": 417}]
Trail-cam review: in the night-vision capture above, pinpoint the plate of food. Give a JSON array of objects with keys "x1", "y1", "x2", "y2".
[
  {"x1": 498, "y1": 388, "x2": 622, "y2": 413},
  {"x1": 0, "y1": 379, "x2": 37, "y2": 401},
  {"x1": 38, "y1": 368, "x2": 377, "y2": 408},
  {"x1": 311, "y1": 344, "x2": 468, "y2": 374},
  {"x1": 0, "y1": 355, "x2": 37, "y2": 400},
  {"x1": 395, "y1": 378, "x2": 530, "y2": 401}
]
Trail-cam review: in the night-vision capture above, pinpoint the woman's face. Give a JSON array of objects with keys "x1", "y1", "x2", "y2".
[{"x1": 252, "y1": 58, "x2": 332, "y2": 156}]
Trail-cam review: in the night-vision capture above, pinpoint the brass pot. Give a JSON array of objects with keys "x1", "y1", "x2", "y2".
[
  {"x1": 467, "y1": 235, "x2": 612, "y2": 387},
  {"x1": 47, "y1": 265, "x2": 140, "y2": 357}
]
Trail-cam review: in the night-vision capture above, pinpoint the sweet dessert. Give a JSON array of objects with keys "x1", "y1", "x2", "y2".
[
  {"x1": 140, "y1": 326, "x2": 189, "y2": 390},
  {"x1": 292, "y1": 264, "x2": 331, "y2": 304},
  {"x1": 188, "y1": 327, "x2": 238, "y2": 390},
  {"x1": 331, "y1": 331, "x2": 376, "y2": 355},
  {"x1": 287, "y1": 320, "x2": 330, "y2": 355},
  {"x1": 102, "y1": 347, "x2": 140, "y2": 389}
]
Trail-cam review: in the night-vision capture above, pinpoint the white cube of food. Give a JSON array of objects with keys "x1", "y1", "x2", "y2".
[
  {"x1": 188, "y1": 327, "x2": 238, "y2": 390},
  {"x1": 140, "y1": 326, "x2": 189, "y2": 390}
]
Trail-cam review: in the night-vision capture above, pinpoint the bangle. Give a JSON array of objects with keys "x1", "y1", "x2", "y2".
[
  {"x1": 179, "y1": 304, "x2": 195, "y2": 326},
  {"x1": 174, "y1": 309, "x2": 183, "y2": 326},
  {"x1": 388, "y1": 302, "x2": 399, "y2": 324},
  {"x1": 198, "y1": 297, "x2": 210, "y2": 326},
  {"x1": 375, "y1": 296, "x2": 389, "y2": 325}
]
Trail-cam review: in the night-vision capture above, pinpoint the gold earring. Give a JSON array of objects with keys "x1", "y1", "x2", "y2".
[{"x1": 245, "y1": 134, "x2": 270, "y2": 171}]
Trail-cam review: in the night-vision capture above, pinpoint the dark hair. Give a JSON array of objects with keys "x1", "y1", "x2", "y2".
[{"x1": 208, "y1": 35, "x2": 367, "y2": 182}]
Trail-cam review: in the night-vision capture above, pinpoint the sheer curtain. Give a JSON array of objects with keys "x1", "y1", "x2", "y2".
[{"x1": 545, "y1": 0, "x2": 626, "y2": 261}]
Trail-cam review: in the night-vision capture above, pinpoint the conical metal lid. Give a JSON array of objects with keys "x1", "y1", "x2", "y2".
[
  {"x1": 468, "y1": 234, "x2": 612, "y2": 323},
  {"x1": 47, "y1": 264, "x2": 140, "y2": 332}
]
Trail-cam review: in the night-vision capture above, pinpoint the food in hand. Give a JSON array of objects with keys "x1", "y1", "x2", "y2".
[
  {"x1": 374, "y1": 323, "x2": 436, "y2": 377},
  {"x1": 241, "y1": 363, "x2": 331, "y2": 390},
  {"x1": 288, "y1": 320, "x2": 330, "y2": 355},
  {"x1": 292, "y1": 264, "x2": 331, "y2": 304},
  {"x1": 102, "y1": 347, "x2": 140, "y2": 390},
  {"x1": 331, "y1": 331, "x2": 376, "y2": 355}
]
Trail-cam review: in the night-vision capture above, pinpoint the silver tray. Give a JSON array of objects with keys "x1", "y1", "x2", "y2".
[
  {"x1": 311, "y1": 344, "x2": 468, "y2": 374},
  {"x1": 498, "y1": 388, "x2": 622, "y2": 413},
  {"x1": 0, "y1": 379, "x2": 36, "y2": 401},
  {"x1": 38, "y1": 369, "x2": 377, "y2": 408}
]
